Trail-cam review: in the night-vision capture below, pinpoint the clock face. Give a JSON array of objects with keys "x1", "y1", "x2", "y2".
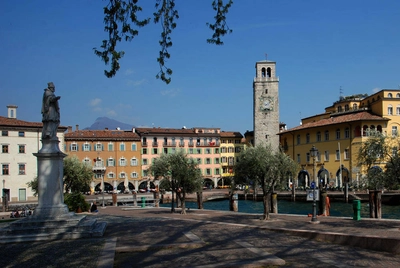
[{"x1": 260, "y1": 97, "x2": 273, "y2": 112}]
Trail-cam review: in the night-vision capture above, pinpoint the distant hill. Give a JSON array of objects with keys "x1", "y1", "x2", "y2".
[{"x1": 84, "y1": 117, "x2": 135, "y2": 130}]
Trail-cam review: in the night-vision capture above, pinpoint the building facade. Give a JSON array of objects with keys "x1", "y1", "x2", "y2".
[
  {"x1": 0, "y1": 105, "x2": 67, "y2": 201},
  {"x1": 64, "y1": 127, "x2": 142, "y2": 192},
  {"x1": 278, "y1": 90, "x2": 400, "y2": 188},
  {"x1": 219, "y1": 131, "x2": 244, "y2": 186},
  {"x1": 253, "y1": 60, "x2": 280, "y2": 149}
]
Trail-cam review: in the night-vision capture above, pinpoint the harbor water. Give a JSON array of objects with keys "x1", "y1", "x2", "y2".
[{"x1": 162, "y1": 199, "x2": 400, "y2": 219}]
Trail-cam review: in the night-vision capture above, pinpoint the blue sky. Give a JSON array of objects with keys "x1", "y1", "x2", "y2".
[{"x1": 1, "y1": 1, "x2": 399, "y2": 133}]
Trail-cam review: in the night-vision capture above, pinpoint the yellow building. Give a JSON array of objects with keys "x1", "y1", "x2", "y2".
[
  {"x1": 278, "y1": 90, "x2": 400, "y2": 188},
  {"x1": 219, "y1": 131, "x2": 244, "y2": 186},
  {"x1": 64, "y1": 127, "x2": 142, "y2": 192}
]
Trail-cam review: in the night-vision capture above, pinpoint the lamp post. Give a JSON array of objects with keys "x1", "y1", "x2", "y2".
[{"x1": 310, "y1": 145, "x2": 319, "y2": 223}]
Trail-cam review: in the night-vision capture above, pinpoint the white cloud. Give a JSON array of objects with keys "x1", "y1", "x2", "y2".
[
  {"x1": 160, "y1": 88, "x2": 181, "y2": 97},
  {"x1": 126, "y1": 79, "x2": 147, "y2": 87},
  {"x1": 89, "y1": 98, "x2": 102, "y2": 107},
  {"x1": 372, "y1": 87, "x2": 381, "y2": 93},
  {"x1": 124, "y1": 68, "x2": 135, "y2": 76},
  {"x1": 107, "y1": 110, "x2": 117, "y2": 117}
]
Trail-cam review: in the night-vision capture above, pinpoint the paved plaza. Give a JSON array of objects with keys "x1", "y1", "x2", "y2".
[{"x1": 1, "y1": 206, "x2": 400, "y2": 267}]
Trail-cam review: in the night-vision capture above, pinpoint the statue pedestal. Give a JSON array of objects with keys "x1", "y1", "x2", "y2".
[{"x1": 0, "y1": 139, "x2": 107, "y2": 242}]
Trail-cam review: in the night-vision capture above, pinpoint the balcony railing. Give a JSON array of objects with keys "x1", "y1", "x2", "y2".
[
  {"x1": 196, "y1": 142, "x2": 221, "y2": 147},
  {"x1": 179, "y1": 142, "x2": 185, "y2": 147},
  {"x1": 188, "y1": 142, "x2": 194, "y2": 147},
  {"x1": 142, "y1": 142, "x2": 148, "y2": 147},
  {"x1": 163, "y1": 142, "x2": 176, "y2": 147},
  {"x1": 152, "y1": 142, "x2": 159, "y2": 147}
]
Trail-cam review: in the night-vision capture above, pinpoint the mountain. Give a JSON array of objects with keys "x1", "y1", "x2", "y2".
[{"x1": 84, "y1": 117, "x2": 135, "y2": 130}]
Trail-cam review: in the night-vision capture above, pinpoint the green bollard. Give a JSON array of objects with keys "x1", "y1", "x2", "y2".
[
  {"x1": 141, "y1": 196, "x2": 146, "y2": 208},
  {"x1": 353, "y1": 200, "x2": 361, "y2": 220}
]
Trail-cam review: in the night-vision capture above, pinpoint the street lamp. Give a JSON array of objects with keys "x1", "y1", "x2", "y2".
[{"x1": 309, "y1": 145, "x2": 319, "y2": 223}]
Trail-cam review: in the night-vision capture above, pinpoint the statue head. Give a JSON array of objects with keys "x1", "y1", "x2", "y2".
[{"x1": 47, "y1": 82, "x2": 55, "y2": 90}]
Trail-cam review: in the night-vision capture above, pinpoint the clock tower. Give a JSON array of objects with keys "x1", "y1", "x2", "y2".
[{"x1": 253, "y1": 60, "x2": 279, "y2": 150}]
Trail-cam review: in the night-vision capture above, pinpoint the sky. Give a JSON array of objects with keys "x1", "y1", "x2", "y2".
[{"x1": 1, "y1": 1, "x2": 399, "y2": 133}]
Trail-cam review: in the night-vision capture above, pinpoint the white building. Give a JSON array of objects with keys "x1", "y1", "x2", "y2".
[{"x1": 0, "y1": 105, "x2": 66, "y2": 202}]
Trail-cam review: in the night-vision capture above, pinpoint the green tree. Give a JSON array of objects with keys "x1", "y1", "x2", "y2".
[
  {"x1": 149, "y1": 150, "x2": 203, "y2": 214},
  {"x1": 358, "y1": 132, "x2": 400, "y2": 190},
  {"x1": 234, "y1": 145, "x2": 298, "y2": 220},
  {"x1": 63, "y1": 156, "x2": 94, "y2": 193},
  {"x1": 94, "y1": 0, "x2": 233, "y2": 83},
  {"x1": 26, "y1": 177, "x2": 38, "y2": 197}
]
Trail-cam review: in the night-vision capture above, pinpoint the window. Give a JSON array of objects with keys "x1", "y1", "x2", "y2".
[
  {"x1": 221, "y1": 157, "x2": 227, "y2": 163},
  {"x1": 215, "y1": 169, "x2": 220, "y2": 175},
  {"x1": 153, "y1": 148, "x2": 158, "y2": 154},
  {"x1": 392, "y1": 126, "x2": 398, "y2": 136},
  {"x1": 345, "y1": 128, "x2": 350, "y2": 138},
  {"x1": 131, "y1": 158, "x2": 138, "y2": 166},
  {"x1": 108, "y1": 172, "x2": 115, "y2": 179},
  {"x1": 143, "y1": 148, "x2": 147, "y2": 154},
  {"x1": 215, "y1": 148, "x2": 219, "y2": 154},
  {"x1": 164, "y1": 148, "x2": 168, "y2": 154},
  {"x1": 388, "y1": 93, "x2": 393, "y2": 98},
  {"x1": 206, "y1": 158, "x2": 211, "y2": 164},
  {"x1": 119, "y1": 172, "x2": 126, "y2": 179},
  {"x1": 337, "y1": 106, "x2": 342, "y2": 112},
  {"x1": 221, "y1": 147, "x2": 227, "y2": 153},
  {"x1": 95, "y1": 143, "x2": 102, "y2": 151},
  {"x1": 306, "y1": 153, "x2": 310, "y2": 163},
  {"x1": 388, "y1": 105, "x2": 393, "y2": 115},
  {"x1": 71, "y1": 143, "x2": 78, "y2": 151},
  {"x1": 316, "y1": 132, "x2": 321, "y2": 142},
  {"x1": 206, "y1": 169, "x2": 211, "y2": 176},
  {"x1": 197, "y1": 158, "x2": 201, "y2": 164},
  {"x1": 120, "y1": 158, "x2": 126, "y2": 166},
  {"x1": 336, "y1": 150, "x2": 340, "y2": 160},
  {"x1": 2, "y1": 145, "x2": 9, "y2": 153},
  {"x1": 205, "y1": 148, "x2": 211, "y2": 154},
  {"x1": 107, "y1": 158, "x2": 115, "y2": 167},
  {"x1": 18, "y1": 145, "x2": 25, "y2": 153},
  {"x1": 397, "y1": 106, "x2": 400, "y2": 115},
  {"x1": 306, "y1": 133, "x2": 310, "y2": 144},
  {"x1": 189, "y1": 148, "x2": 194, "y2": 154},
  {"x1": 18, "y1": 164, "x2": 26, "y2": 175},
  {"x1": 143, "y1": 159, "x2": 148, "y2": 165},
  {"x1": 316, "y1": 152, "x2": 321, "y2": 162},
  {"x1": 83, "y1": 143, "x2": 90, "y2": 151},
  {"x1": 108, "y1": 143, "x2": 114, "y2": 151},
  {"x1": 296, "y1": 135, "x2": 300, "y2": 145},
  {"x1": 18, "y1": 131, "x2": 25, "y2": 137},
  {"x1": 196, "y1": 149, "x2": 201, "y2": 154},
  {"x1": 235, "y1": 147, "x2": 241, "y2": 153},
  {"x1": 228, "y1": 157, "x2": 234, "y2": 165},
  {"x1": 344, "y1": 104, "x2": 349, "y2": 111},
  {"x1": 131, "y1": 172, "x2": 138, "y2": 178},
  {"x1": 228, "y1": 147, "x2": 234, "y2": 153},
  {"x1": 120, "y1": 143, "x2": 125, "y2": 151},
  {"x1": 324, "y1": 131, "x2": 329, "y2": 141},
  {"x1": 83, "y1": 158, "x2": 91, "y2": 166},
  {"x1": 296, "y1": 154, "x2": 300, "y2": 163},
  {"x1": 353, "y1": 103, "x2": 358, "y2": 110},
  {"x1": 344, "y1": 149, "x2": 349, "y2": 160},
  {"x1": 131, "y1": 143, "x2": 137, "y2": 151},
  {"x1": 336, "y1": 129, "x2": 341, "y2": 140},
  {"x1": 397, "y1": 93, "x2": 400, "y2": 98},
  {"x1": 215, "y1": 158, "x2": 220, "y2": 164},
  {"x1": 324, "y1": 151, "x2": 329, "y2": 161},
  {"x1": 1, "y1": 131, "x2": 8, "y2": 136},
  {"x1": 2, "y1": 164, "x2": 9, "y2": 175}
]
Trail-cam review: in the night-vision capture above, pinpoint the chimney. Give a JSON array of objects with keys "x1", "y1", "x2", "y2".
[
  {"x1": 132, "y1": 127, "x2": 135, "y2": 133},
  {"x1": 76, "y1": 124, "x2": 79, "y2": 131},
  {"x1": 105, "y1": 127, "x2": 108, "y2": 130},
  {"x1": 67, "y1": 126, "x2": 73, "y2": 133},
  {"x1": 7, "y1": 105, "x2": 18, "y2": 119}
]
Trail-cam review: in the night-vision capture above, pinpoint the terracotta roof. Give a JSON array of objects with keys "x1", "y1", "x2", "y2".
[
  {"x1": 279, "y1": 111, "x2": 388, "y2": 134},
  {"x1": 135, "y1": 127, "x2": 197, "y2": 135},
  {"x1": 220, "y1": 131, "x2": 243, "y2": 138},
  {"x1": 0, "y1": 116, "x2": 67, "y2": 131},
  {"x1": 64, "y1": 129, "x2": 140, "y2": 141}
]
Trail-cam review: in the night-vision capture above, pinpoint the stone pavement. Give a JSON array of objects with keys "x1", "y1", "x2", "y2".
[{"x1": 2, "y1": 207, "x2": 400, "y2": 267}]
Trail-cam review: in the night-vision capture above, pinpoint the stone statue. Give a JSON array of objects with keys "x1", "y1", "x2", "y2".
[{"x1": 41, "y1": 82, "x2": 61, "y2": 140}]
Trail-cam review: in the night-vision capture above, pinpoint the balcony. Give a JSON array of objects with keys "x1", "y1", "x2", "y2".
[
  {"x1": 142, "y1": 142, "x2": 148, "y2": 147},
  {"x1": 92, "y1": 165, "x2": 106, "y2": 173},
  {"x1": 179, "y1": 142, "x2": 185, "y2": 147},
  {"x1": 152, "y1": 142, "x2": 159, "y2": 147},
  {"x1": 188, "y1": 142, "x2": 194, "y2": 147},
  {"x1": 163, "y1": 142, "x2": 176, "y2": 147},
  {"x1": 196, "y1": 142, "x2": 221, "y2": 147}
]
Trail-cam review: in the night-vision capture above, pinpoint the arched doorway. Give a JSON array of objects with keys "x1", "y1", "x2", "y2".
[
  {"x1": 95, "y1": 182, "x2": 113, "y2": 193},
  {"x1": 317, "y1": 166, "x2": 330, "y2": 188},
  {"x1": 336, "y1": 165, "x2": 350, "y2": 188},
  {"x1": 117, "y1": 182, "x2": 135, "y2": 193},
  {"x1": 297, "y1": 169, "x2": 310, "y2": 188},
  {"x1": 138, "y1": 181, "x2": 156, "y2": 192},
  {"x1": 218, "y1": 177, "x2": 232, "y2": 188},
  {"x1": 203, "y1": 178, "x2": 214, "y2": 189}
]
